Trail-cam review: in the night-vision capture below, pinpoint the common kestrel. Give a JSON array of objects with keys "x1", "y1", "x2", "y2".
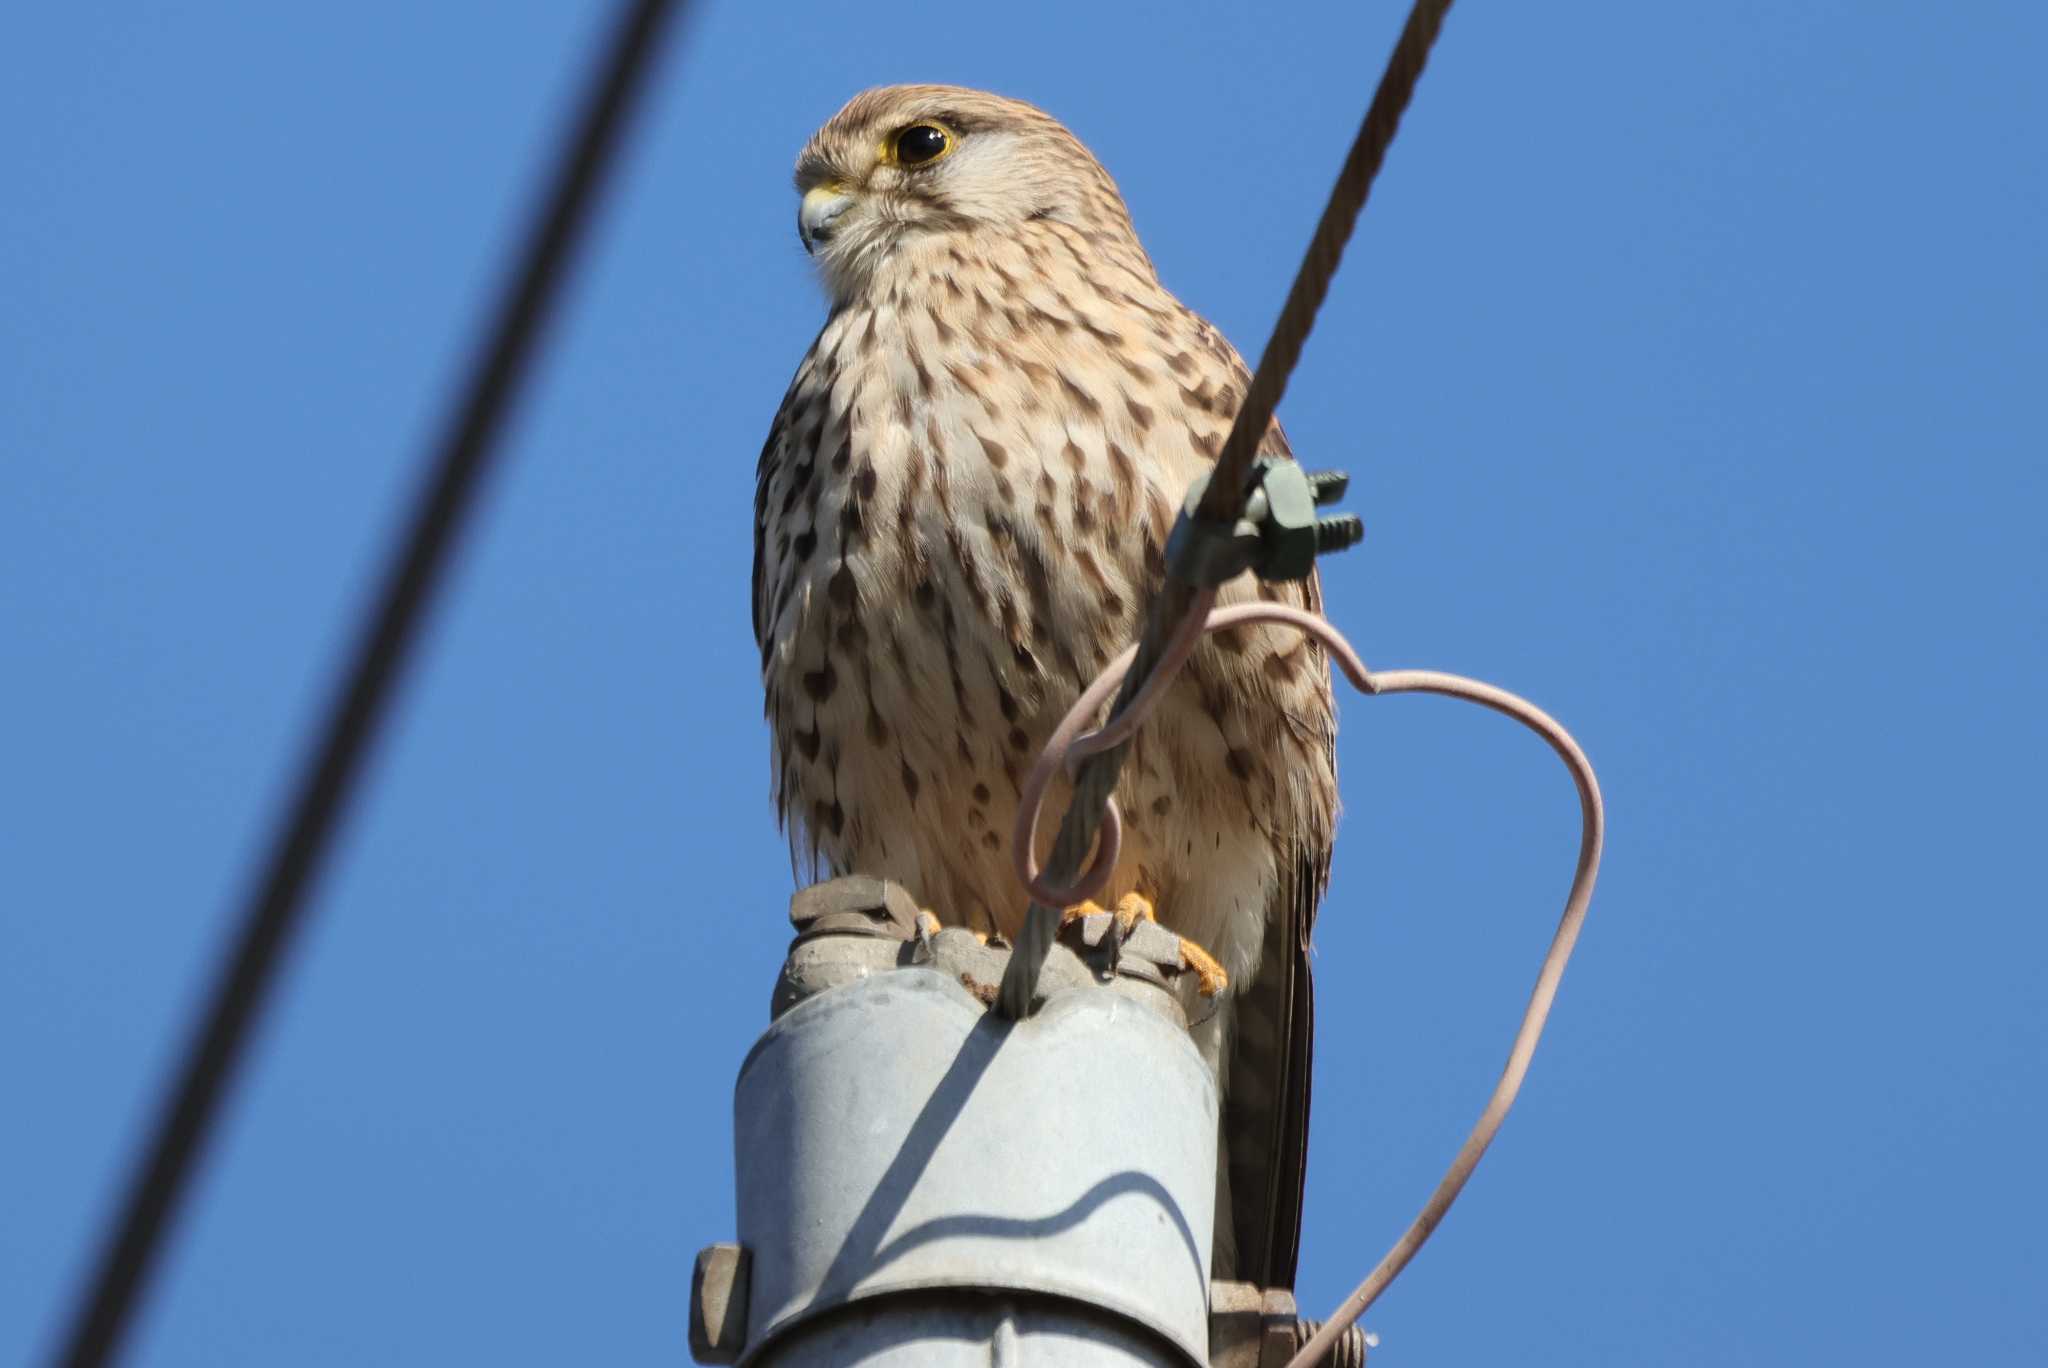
[{"x1": 752, "y1": 85, "x2": 1338, "y2": 1286}]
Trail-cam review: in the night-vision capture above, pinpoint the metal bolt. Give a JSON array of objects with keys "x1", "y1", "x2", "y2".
[
  {"x1": 1314, "y1": 513, "x2": 1366, "y2": 556},
  {"x1": 1293, "y1": 1318, "x2": 1370, "y2": 1367},
  {"x1": 1305, "y1": 469, "x2": 1351, "y2": 505}
]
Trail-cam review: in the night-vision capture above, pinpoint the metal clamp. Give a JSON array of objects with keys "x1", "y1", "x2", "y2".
[{"x1": 1164, "y1": 460, "x2": 1363, "y2": 588}]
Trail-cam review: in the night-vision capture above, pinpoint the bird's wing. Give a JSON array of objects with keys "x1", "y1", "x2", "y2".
[{"x1": 1176, "y1": 375, "x2": 1333, "y2": 1291}]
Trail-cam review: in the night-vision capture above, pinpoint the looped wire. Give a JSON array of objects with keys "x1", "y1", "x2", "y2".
[{"x1": 1014, "y1": 593, "x2": 1606, "y2": 1368}]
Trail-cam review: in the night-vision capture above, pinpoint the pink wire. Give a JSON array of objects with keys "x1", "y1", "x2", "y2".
[
  {"x1": 1010, "y1": 595, "x2": 1606, "y2": 1365},
  {"x1": 1009, "y1": 587, "x2": 1216, "y2": 908}
]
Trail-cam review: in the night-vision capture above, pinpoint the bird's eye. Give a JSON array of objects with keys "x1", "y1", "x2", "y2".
[{"x1": 893, "y1": 124, "x2": 952, "y2": 166}]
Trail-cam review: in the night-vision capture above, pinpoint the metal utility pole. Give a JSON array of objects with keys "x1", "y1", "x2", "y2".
[{"x1": 690, "y1": 878, "x2": 1365, "y2": 1367}]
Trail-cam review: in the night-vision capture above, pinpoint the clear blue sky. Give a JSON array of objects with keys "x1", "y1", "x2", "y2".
[{"x1": 4, "y1": 3, "x2": 2043, "y2": 1363}]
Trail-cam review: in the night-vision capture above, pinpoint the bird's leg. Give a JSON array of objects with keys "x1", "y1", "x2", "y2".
[
  {"x1": 1054, "y1": 897, "x2": 1129, "y2": 981},
  {"x1": 1176, "y1": 939, "x2": 1229, "y2": 999},
  {"x1": 1057, "y1": 899, "x2": 1111, "y2": 928},
  {"x1": 1111, "y1": 892, "x2": 1157, "y2": 935},
  {"x1": 1115, "y1": 893, "x2": 1229, "y2": 998},
  {"x1": 1062, "y1": 894, "x2": 1231, "y2": 998},
  {"x1": 919, "y1": 909, "x2": 993, "y2": 944},
  {"x1": 1061, "y1": 893, "x2": 1161, "y2": 935}
]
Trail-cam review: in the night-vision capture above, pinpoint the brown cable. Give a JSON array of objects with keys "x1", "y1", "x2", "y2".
[
  {"x1": 48, "y1": 4, "x2": 687, "y2": 1362},
  {"x1": 1196, "y1": 0, "x2": 1455, "y2": 523},
  {"x1": 995, "y1": 0, "x2": 1458, "y2": 1015}
]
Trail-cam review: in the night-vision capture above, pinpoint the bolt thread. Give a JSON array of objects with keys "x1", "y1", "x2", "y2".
[
  {"x1": 1314, "y1": 513, "x2": 1366, "y2": 555},
  {"x1": 1295, "y1": 1319, "x2": 1369, "y2": 1367},
  {"x1": 1306, "y1": 469, "x2": 1351, "y2": 504}
]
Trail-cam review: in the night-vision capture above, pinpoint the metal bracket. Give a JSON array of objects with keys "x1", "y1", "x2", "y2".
[
  {"x1": 689, "y1": 1261, "x2": 1371, "y2": 1367},
  {"x1": 787, "y1": 874, "x2": 923, "y2": 942},
  {"x1": 1208, "y1": 1281, "x2": 1370, "y2": 1368},
  {"x1": 776, "y1": 876, "x2": 1204, "y2": 1023},
  {"x1": 690, "y1": 1244, "x2": 751, "y2": 1364}
]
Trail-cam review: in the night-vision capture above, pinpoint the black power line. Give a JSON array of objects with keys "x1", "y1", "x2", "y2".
[{"x1": 53, "y1": 3, "x2": 686, "y2": 1362}]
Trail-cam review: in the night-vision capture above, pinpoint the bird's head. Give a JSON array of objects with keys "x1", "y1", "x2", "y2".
[{"x1": 792, "y1": 84, "x2": 1147, "y2": 301}]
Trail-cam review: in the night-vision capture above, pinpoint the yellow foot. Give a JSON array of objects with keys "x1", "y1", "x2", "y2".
[
  {"x1": 1177, "y1": 937, "x2": 1229, "y2": 998},
  {"x1": 920, "y1": 910, "x2": 993, "y2": 943},
  {"x1": 1113, "y1": 892, "x2": 1158, "y2": 934},
  {"x1": 1071, "y1": 894, "x2": 1228, "y2": 997},
  {"x1": 1063, "y1": 894, "x2": 1158, "y2": 930},
  {"x1": 1059, "y1": 899, "x2": 1110, "y2": 927}
]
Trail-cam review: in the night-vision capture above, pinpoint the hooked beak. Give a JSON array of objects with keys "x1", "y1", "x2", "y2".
[{"x1": 798, "y1": 184, "x2": 853, "y2": 254}]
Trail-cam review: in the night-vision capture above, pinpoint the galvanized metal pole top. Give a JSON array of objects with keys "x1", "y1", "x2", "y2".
[{"x1": 693, "y1": 878, "x2": 1366, "y2": 1367}]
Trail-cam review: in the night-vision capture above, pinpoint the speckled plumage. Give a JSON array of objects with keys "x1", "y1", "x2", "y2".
[{"x1": 752, "y1": 86, "x2": 1338, "y2": 1284}]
